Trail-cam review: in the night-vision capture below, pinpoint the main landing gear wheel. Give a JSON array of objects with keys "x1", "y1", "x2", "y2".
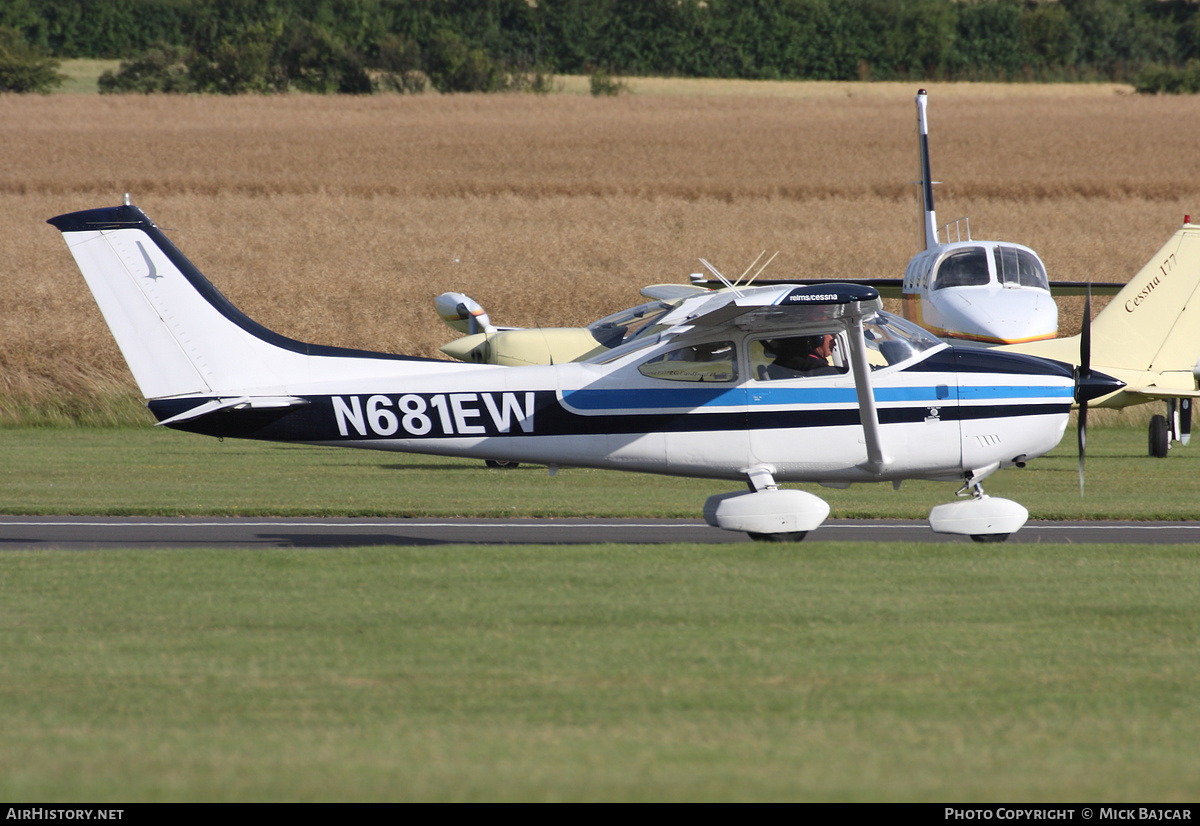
[
  {"x1": 748, "y1": 531, "x2": 808, "y2": 543},
  {"x1": 929, "y1": 487, "x2": 1028, "y2": 542},
  {"x1": 485, "y1": 460, "x2": 521, "y2": 469},
  {"x1": 1149, "y1": 415, "x2": 1169, "y2": 458}
]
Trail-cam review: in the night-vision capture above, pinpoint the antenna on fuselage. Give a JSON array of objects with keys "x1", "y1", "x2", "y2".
[
  {"x1": 915, "y1": 89, "x2": 938, "y2": 251},
  {"x1": 699, "y1": 258, "x2": 742, "y2": 296},
  {"x1": 730, "y1": 250, "x2": 782, "y2": 289},
  {"x1": 735, "y1": 251, "x2": 767, "y2": 287}
]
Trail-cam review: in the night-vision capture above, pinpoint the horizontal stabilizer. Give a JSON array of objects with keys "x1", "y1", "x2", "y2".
[
  {"x1": 153, "y1": 396, "x2": 309, "y2": 426},
  {"x1": 1122, "y1": 388, "x2": 1200, "y2": 401}
]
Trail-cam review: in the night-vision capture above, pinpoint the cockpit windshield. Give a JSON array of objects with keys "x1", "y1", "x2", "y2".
[
  {"x1": 994, "y1": 246, "x2": 1049, "y2": 290},
  {"x1": 932, "y1": 247, "x2": 989, "y2": 290},
  {"x1": 587, "y1": 300, "x2": 674, "y2": 349},
  {"x1": 862, "y1": 312, "x2": 943, "y2": 368}
]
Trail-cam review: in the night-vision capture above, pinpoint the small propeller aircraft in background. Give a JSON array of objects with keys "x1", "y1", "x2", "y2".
[
  {"x1": 1003, "y1": 217, "x2": 1200, "y2": 457},
  {"x1": 50, "y1": 201, "x2": 1123, "y2": 542}
]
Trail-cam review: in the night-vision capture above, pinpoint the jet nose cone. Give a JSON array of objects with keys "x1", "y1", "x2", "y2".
[{"x1": 1075, "y1": 369, "x2": 1124, "y2": 404}]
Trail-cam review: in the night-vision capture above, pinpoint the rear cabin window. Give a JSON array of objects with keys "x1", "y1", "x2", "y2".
[
  {"x1": 638, "y1": 341, "x2": 737, "y2": 382},
  {"x1": 933, "y1": 248, "x2": 989, "y2": 290}
]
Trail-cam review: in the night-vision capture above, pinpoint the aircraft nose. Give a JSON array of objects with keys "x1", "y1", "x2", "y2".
[
  {"x1": 936, "y1": 289, "x2": 1057, "y2": 343},
  {"x1": 1075, "y1": 369, "x2": 1124, "y2": 404}
]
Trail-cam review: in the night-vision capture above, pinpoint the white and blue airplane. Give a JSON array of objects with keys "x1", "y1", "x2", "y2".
[{"x1": 49, "y1": 201, "x2": 1122, "y2": 542}]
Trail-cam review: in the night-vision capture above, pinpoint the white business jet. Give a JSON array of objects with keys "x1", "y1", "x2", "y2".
[{"x1": 49, "y1": 202, "x2": 1121, "y2": 542}]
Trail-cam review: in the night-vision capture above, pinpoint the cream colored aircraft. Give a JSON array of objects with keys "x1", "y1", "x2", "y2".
[{"x1": 1003, "y1": 217, "x2": 1200, "y2": 458}]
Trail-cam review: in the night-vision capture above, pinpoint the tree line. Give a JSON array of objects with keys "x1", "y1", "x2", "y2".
[{"x1": 5, "y1": 0, "x2": 1200, "y2": 94}]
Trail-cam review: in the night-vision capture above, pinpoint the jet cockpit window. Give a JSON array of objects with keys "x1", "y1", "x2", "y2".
[
  {"x1": 932, "y1": 247, "x2": 989, "y2": 290},
  {"x1": 862, "y1": 313, "x2": 942, "y2": 368},
  {"x1": 638, "y1": 340, "x2": 738, "y2": 382},
  {"x1": 750, "y1": 333, "x2": 849, "y2": 381},
  {"x1": 588, "y1": 300, "x2": 674, "y2": 349},
  {"x1": 994, "y1": 246, "x2": 1049, "y2": 291}
]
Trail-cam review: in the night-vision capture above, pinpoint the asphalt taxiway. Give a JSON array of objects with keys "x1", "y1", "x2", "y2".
[{"x1": 3, "y1": 516, "x2": 1200, "y2": 549}]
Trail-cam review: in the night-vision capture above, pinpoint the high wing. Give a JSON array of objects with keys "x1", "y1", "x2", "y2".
[
  {"x1": 639, "y1": 283, "x2": 711, "y2": 301},
  {"x1": 693, "y1": 278, "x2": 907, "y2": 299},
  {"x1": 694, "y1": 277, "x2": 1124, "y2": 300},
  {"x1": 655, "y1": 282, "x2": 883, "y2": 334}
]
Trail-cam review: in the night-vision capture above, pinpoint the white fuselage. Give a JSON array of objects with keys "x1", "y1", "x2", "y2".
[{"x1": 248, "y1": 330, "x2": 1075, "y2": 487}]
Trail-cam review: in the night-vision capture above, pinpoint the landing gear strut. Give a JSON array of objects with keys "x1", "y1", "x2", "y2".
[{"x1": 1149, "y1": 399, "x2": 1191, "y2": 458}]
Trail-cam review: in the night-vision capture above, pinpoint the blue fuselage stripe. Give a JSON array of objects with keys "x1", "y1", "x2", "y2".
[{"x1": 562, "y1": 384, "x2": 1072, "y2": 411}]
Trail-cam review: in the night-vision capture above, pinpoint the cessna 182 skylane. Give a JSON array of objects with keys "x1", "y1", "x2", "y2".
[{"x1": 50, "y1": 201, "x2": 1121, "y2": 543}]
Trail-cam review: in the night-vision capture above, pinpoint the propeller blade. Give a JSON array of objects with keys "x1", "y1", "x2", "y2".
[
  {"x1": 1077, "y1": 284, "x2": 1092, "y2": 497},
  {"x1": 1080, "y1": 284, "x2": 1091, "y2": 377},
  {"x1": 1078, "y1": 399, "x2": 1088, "y2": 497}
]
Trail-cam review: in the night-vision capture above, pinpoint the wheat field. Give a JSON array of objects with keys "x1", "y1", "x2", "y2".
[{"x1": 4, "y1": 80, "x2": 1200, "y2": 422}]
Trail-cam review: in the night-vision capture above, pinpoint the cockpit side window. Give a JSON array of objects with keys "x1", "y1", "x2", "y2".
[
  {"x1": 588, "y1": 300, "x2": 674, "y2": 349},
  {"x1": 637, "y1": 340, "x2": 738, "y2": 382},
  {"x1": 994, "y1": 246, "x2": 1049, "y2": 291},
  {"x1": 750, "y1": 333, "x2": 848, "y2": 381},
  {"x1": 932, "y1": 247, "x2": 989, "y2": 290},
  {"x1": 861, "y1": 313, "x2": 942, "y2": 368}
]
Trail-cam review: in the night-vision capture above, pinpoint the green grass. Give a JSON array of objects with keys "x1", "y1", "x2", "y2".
[
  {"x1": 54, "y1": 58, "x2": 121, "y2": 94},
  {"x1": 2, "y1": 543, "x2": 1199, "y2": 802},
  {"x1": 1, "y1": 423, "x2": 1196, "y2": 519},
  {"x1": 5, "y1": 424, "x2": 1199, "y2": 801}
]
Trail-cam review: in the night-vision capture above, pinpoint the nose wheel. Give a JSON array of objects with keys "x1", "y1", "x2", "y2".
[{"x1": 748, "y1": 531, "x2": 809, "y2": 543}]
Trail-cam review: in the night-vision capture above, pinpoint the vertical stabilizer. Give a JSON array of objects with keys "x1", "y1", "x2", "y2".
[
  {"x1": 48, "y1": 203, "x2": 435, "y2": 401},
  {"x1": 1007, "y1": 219, "x2": 1200, "y2": 387},
  {"x1": 916, "y1": 89, "x2": 938, "y2": 251},
  {"x1": 1090, "y1": 219, "x2": 1200, "y2": 375}
]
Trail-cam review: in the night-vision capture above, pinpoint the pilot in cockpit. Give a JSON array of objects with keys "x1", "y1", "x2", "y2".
[{"x1": 763, "y1": 335, "x2": 843, "y2": 379}]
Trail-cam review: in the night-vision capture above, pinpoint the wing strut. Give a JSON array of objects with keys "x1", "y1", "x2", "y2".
[{"x1": 846, "y1": 318, "x2": 890, "y2": 473}]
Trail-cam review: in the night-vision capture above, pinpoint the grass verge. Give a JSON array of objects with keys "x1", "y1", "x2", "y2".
[
  {"x1": 2, "y1": 542, "x2": 1199, "y2": 802},
  {"x1": 1, "y1": 423, "x2": 1197, "y2": 520}
]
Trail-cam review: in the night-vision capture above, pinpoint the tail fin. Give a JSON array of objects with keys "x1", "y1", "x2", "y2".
[
  {"x1": 49, "y1": 203, "x2": 430, "y2": 400},
  {"x1": 915, "y1": 89, "x2": 937, "y2": 251},
  {"x1": 1089, "y1": 218, "x2": 1200, "y2": 376}
]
